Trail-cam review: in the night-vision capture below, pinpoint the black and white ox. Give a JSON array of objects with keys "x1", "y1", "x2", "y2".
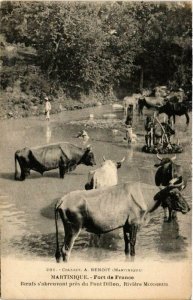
[
  {"x1": 154, "y1": 154, "x2": 185, "y2": 188},
  {"x1": 55, "y1": 182, "x2": 190, "y2": 261},
  {"x1": 14, "y1": 143, "x2": 96, "y2": 180},
  {"x1": 85, "y1": 157, "x2": 125, "y2": 190},
  {"x1": 154, "y1": 154, "x2": 186, "y2": 221}
]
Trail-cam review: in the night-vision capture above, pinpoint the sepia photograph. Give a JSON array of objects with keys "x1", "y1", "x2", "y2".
[{"x1": 0, "y1": 1, "x2": 192, "y2": 299}]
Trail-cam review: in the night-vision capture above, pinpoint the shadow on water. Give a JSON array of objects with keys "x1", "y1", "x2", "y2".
[
  {"x1": 10, "y1": 230, "x2": 122, "y2": 259},
  {"x1": 156, "y1": 218, "x2": 188, "y2": 257},
  {"x1": 88, "y1": 231, "x2": 121, "y2": 251},
  {"x1": 11, "y1": 233, "x2": 58, "y2": 258},
  {"x1": 40, "y1": 199, "x2": 58, "y2": 219},
  {"x1": 0, "y1": 171, "x2": 81, "y2": 181},
  {"x1": 0, "y1": 172, "x2": 15, "y2": 181},
  {"x1": 1, "y1": 106, "x2": 191, "y2": 262}
]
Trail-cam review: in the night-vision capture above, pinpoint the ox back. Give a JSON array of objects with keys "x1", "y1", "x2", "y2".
[{"x1": 15, "y1": 142, "x2": 95, "y2": 180}]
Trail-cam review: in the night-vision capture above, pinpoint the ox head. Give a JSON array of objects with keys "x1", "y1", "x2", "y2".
[
  {"x1": 81, "y1": 145, "x2": 96, "y2": 166},
  {"x1": 154, "y1": 154, "x2": 185, "y2": 188},
  {"x1": 153, "y1": 184, "x2": 190, "y2": 215},
  {"x1": 102, "y1": 156, "x2": 125, "y2": 169},
  {"x1": 154, "y1": 154, "x2": 176, "y2": 168}
]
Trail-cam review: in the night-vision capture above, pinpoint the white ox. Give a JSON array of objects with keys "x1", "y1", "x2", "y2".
[{"x1": 85, "y1": 158, "x2": 125, "y2": 190}]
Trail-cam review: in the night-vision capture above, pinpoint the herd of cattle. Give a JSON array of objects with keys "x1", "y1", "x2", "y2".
[
  {"x1": 14, "y1": 131, "x2": 190, "y2": 261},
  {"x1": 123, "y1": 89, "x2": 191, "y2": 125}
]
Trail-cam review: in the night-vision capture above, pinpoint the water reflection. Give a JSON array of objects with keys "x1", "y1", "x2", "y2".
[
  {"x1": 11, "y1": 232, "x2": 57, "y2": 258},
  {"x1": 157, "y1": 219, "x2": 187, "y2": 255},
  {"x1": 88, "y1": 232, "x2": 121, "y2": 251},
  {"x1": 126, "y1": 145, "x2": 134, "y2": 162},
  {"x1": 46, "y1": 124, "x2": 52, "y2": 143},
  {"x1": 0, "y1": 104, "x2": 191, "y2": 262}
]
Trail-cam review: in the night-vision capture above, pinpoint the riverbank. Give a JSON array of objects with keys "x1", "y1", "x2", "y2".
[{"x1": 0, "y1": 90, "x2": 118, "y2": 120}]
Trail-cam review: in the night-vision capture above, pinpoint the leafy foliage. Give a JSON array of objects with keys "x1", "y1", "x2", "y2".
[{"x1": 1, "y1": 1, "x2": 192, "y2": 98}]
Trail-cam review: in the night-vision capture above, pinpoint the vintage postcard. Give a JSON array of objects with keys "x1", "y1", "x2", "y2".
[{"x1": 0, "y1": 1, "x2": 192, "y2": 299}]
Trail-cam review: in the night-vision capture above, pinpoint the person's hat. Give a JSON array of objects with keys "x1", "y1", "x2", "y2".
[{"x1": 45, "y1": 96, "x2": 48, "y2": 101}]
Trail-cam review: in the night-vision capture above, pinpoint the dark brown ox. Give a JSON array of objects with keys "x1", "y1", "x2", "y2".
[
  {"x1": 55, "y1": 182, "x2": 190, "y2": 261},
  {"x1": 138, "y1": 98, "x2": 161, "y2": 116},
  {"x1": 154, "y1": 154, "x2": 186, "y2": 221},
  {"x1": 14, "y1": 143, "x2": 96, "y2": 181},
  {"x1": 158, "y1": 102, "x2": 190, "y2": 125}
]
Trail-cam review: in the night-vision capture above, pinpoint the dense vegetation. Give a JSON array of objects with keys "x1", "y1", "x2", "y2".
[{"x1": 0, "y1": 1, "x2": 192, "y2": 118}]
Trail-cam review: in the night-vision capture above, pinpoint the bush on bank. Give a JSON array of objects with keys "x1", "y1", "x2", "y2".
[{"x1": 0, "y1": 2, "x2": 191, "y2": 119}]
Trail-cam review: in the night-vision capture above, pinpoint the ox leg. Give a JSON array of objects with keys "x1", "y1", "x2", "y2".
[
  {"x1": 20, "y1": 169, "x2": 26, "y2": 181},
  {"x1": 16, "y1": 157, "x2": 26, "y2": 181},
  {"x1": 185, "y1": 112, "x2": 189, "y2": 125},
  {"x1": 129, "y1": 224, "x2": 138, "y2": 256},
  {"x1": 85, "y1": 178, "x2": 93, "y2": 190},
  {"x1": 171, "y1": 211, "x2": 177, "y2": 220},
  {"x1": 59, "y1": 167, "x2": 65, "y2": 179},
  {"x1": 163, "y1": 208, "x2": 168, "y2": 221},
  {"x1": 123, "y1": 227, "x2": 130, "y2": 255},
  {"x1": 167, "y1": 209, "x2": 172, "y2": 223},
  {"x1": 61, "y1": 223, "x2": 81, "y2": 262},
  {"x1": 59, "y1": 158, "x2": 66, "y2": 178},
  {"x1": 145, "y1": 135, "x2": 149, "y2": 147}
]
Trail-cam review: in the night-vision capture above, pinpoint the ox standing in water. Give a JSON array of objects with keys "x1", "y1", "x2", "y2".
[
  {"x1": 123, "y1": 96, "x2": 137, "y2": 116},
  {"x1": 55, "y1": 182, "x2": 190, "y2": 262},
  {"x1": 85, "y1": 157, "x2": 125, "y2": 190},
  {"x1": 14, "y1": 143, "x2": 96, "y2": 180},
  {"x1": 154, "y1": 154, "x2": 186, "y2": 221},
  {"x1": 154, "y1": 154, "x2": 185, "y2": 188},
  {"x1": 158, "y1": 101, "x2": 190, "y2": 125}
]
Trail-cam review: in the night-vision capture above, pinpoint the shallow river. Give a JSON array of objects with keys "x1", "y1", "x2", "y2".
[{"x1": 0, "y1": 104, "x2": 192, "y2": 263}]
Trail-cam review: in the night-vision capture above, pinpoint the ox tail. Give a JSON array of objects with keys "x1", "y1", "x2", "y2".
[
  {"x1": 55, "y1": 206, "x2": 61, "y2": 263},
  {"x1": 93, "y1": 178, "x2": 98, "y2": 189},
  {"x1": 14, "y1": 152, "x2": 20, "y2": 180}
]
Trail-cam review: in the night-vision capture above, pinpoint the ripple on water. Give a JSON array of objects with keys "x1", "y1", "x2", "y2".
[{"x1": 0, "y1": 106, "x2": 192, "y2": 262}]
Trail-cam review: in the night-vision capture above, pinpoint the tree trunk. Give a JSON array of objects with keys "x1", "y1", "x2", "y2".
[{"x1": 139, "y1": 66, "x2": 144, "y2": 93}]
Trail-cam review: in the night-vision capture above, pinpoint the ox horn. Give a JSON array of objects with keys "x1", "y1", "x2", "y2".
[
  {"x1": 119, "y1": 157, "x2": 125, "y2": 163},
  {"x1": 168, "y1": 181, "x2": 183, "y2": 189},
  {"x1": 156, "y1": 153, "x2": 162, "y2": 161},
  {"x1": 171, "y1": 154, "x2": 176, "y2": 161},
  {"x1": 158, "y1": 185, "x2": 164, "y2": 191},
  {"x1": 103, "y1": 156, "x2": 106, "y2": 161}
]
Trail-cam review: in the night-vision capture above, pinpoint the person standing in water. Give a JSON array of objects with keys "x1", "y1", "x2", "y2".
[{"x1": 45, "y1": 97, "x2": 51, "y2": 121}]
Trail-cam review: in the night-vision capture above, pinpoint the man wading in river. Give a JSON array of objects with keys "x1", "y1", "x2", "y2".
[{"x1": 45, "y1": 97, "x2": 51, "y2": 121}]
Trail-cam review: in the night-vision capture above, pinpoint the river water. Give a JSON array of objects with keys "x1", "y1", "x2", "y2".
[{"x1": 0, "y1": 104, "x2": 192, "y2": 263}]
